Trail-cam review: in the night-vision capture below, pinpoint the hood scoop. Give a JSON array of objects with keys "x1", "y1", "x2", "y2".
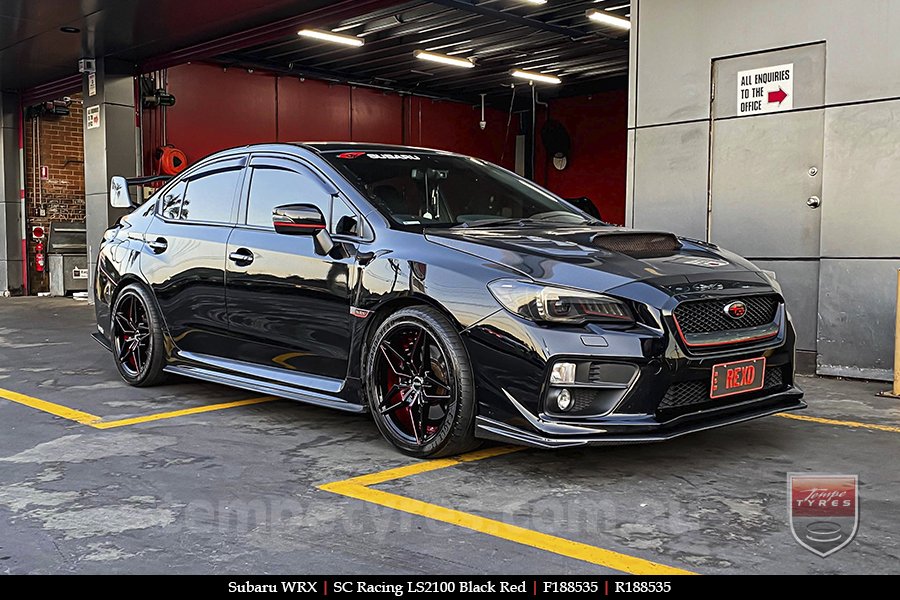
[{"x1": 590, "y1": 232, "x2": 682, "y2": 259}]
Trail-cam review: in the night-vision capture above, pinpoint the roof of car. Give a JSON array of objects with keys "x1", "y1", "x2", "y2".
[{"x1": 297, "y1": 142, "x2": 457, "y2": 155}]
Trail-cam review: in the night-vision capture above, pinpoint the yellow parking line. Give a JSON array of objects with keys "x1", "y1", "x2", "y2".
[
  {"x1": 0, "y1": 386, "x2": 277, "y2": 429},
  {"x1": 0, "y1": 386, "x2": 103, "y2": 425},
  {"x1": 92, "y1": 396, "x2": 277, "y2": 429},
  {"x1": 319, "y1": 447, "x2": 695, "y2": 576},
  {"x1": 777, "y1": 412, "x2": 900, "y2": 434}
]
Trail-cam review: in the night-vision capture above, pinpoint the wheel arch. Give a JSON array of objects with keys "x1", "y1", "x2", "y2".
[
  {"x1": 108, "y1": 275, "x2": 170, "y2": 337},
  {"x1": 353, "y1": 293, "x2": 474, "y2": 406},
  {"x1": 361, "y1": 293, "x2": 464, "y2": 355}
]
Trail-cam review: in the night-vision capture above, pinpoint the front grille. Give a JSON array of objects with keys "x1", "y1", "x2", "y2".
[
  {"x1": 658, "y1": 366, "x2": 785, "y2": 411},
  {"x1": 673, "y1": 295, "x2": 779, "y2": 334}
]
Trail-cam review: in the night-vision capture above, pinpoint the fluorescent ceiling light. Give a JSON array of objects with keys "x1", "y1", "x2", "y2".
[
  {"x1": 522, "y1": 0, "x2": 548, "y2": 4},
  {"x1": 413, "y1": 50, "x2": 475, "y2": 68},
  {"x1": 297, "y1": 29, "x2": 364, "y2": 47},
  {"x1": 511, "y1": 69, "x2": 561, "y2": 85},
  {"x1": 586, "y1": 9, "x2": 631, "y2": 30}
]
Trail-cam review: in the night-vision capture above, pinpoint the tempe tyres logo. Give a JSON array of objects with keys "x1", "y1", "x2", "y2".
[{"x1": 788, "y1": 474, "x2": 858, "y2": 557}]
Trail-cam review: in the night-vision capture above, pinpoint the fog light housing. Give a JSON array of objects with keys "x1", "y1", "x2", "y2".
[
  {"x1": 550, "y1": 362, "x2": 576, "y2": 385},
  {"x1": 556, "y1": 388, "x2": 573, "y2": 411}
]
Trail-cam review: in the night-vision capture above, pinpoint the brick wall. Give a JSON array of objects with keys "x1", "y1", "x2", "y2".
[{"x1": 23, "y1": 93, "x2": 85, "y2": 293}]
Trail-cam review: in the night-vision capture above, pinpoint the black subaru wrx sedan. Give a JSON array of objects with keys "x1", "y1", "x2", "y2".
[{"x1": 94, "y1": 143, "x2": 805, "y2": 457}]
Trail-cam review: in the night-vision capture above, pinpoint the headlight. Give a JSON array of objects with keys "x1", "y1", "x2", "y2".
[{"x1": 487, "y1": 279, "x2": 633, "y2": 325}]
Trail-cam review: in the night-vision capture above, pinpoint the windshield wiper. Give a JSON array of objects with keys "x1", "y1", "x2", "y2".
[
  {"x1": 453, "y1": 215, "x2": 596, "y2": 229},
  {"x1": 452, "y1": 217, "x2": 533, "y2": 229}
]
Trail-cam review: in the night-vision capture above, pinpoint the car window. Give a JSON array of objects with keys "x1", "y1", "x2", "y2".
[
  {"x1": 246, "y1": 166, "x2": 333, "y2": 229},
  {"x1": 159, "y1": 181, "x2": 187, "y2": 220},
  {"x1": 176, "y1": 169, "x2": 241, "y2": 223},
  {"x1": 331, "y1": 195, "x2": 359, "y2": 236},
  {"x1": 322, "y1": 152, "x2": 595, "y2": 231}
]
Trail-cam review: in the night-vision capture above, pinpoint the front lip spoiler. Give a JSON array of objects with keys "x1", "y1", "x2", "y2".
[
  {"x1": 475, "y1": 389, "x2": 806, "y2": 449},
  {"x1": 91, "y1": 332, "x2": 112, "y2": 351}
]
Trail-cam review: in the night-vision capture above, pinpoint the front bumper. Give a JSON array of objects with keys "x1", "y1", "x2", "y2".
[
  {"x1": 475, "y1": 387, "x2": 805, "y2": 448},
  {"x1": 462, "y1": 299, "x2": 805, "y2": 449}
]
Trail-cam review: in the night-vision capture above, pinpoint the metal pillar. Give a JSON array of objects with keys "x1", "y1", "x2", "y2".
[
  {"x1": 82, "y1": 58, "x2": 139, "y2": 300},
  {"x1": 0, "y1": 92, "x2": 24, "y2": 295}
]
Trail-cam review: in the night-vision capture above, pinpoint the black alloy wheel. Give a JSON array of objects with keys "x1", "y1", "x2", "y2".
[
  {"x1": 111, "y1": 284, "x2": 167, "y2": 386},
  {"x1": 366, "y1": 306, "x2": 479, "y2": 458}
]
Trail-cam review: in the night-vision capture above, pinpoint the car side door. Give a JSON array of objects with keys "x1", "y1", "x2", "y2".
[
  {"x1": 223, "y1": 155, "x2": 363, "y2": 384},
  {"x1": 140, "y1": 156, "x2": 245, "y2": 356}
]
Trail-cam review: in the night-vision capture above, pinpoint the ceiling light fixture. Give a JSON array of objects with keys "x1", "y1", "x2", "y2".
[
  {"x1": 522, "y1": 0, "x2": 548, "y2": 4},
  {"x1": 413, "y1": 50, "x2": 475, "y2": 69},
  {"x1": 297, "y1": 29, "x2": 364, "y2": 47},
  {"x1": 510, "y1": 69, "x2": 561, "y2": 85},
  {"x1": 586, "y1": 9, "x2": 631, "y2": 30},
  {"x1": 59, "y1": 26, "x2": 80, "y2": 34}
]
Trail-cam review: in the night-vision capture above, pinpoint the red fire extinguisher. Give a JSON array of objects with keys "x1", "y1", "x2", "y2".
[{"x1": 35, "y1": 241, "x2": 44, "y2": 273}]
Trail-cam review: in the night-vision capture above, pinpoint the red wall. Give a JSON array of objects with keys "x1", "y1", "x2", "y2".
[
  {"x1": 534, "y1": 89, "x2": 628, "y2": 225},
  {"x1": 165, "y1": 65, "x2": 277, "y2": 161},
  {"x1": 154, "y1": 63, "x2": 515, "y2": 170},
  {"x1": 150, "y1": 63, "x2": 626, "y2": 223},
  {"x1": 277, "y1": 77, "x2": 350, "y2": 141}
]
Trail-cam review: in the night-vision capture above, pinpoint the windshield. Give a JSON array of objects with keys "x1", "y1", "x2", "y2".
[{"x1": 321, "y1": 151, "x2": 597, "y2": 229}]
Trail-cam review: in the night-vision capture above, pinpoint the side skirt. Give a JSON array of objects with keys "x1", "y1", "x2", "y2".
[{"x1": 163, "y1": 364, "x2": 366, "y2": 413}]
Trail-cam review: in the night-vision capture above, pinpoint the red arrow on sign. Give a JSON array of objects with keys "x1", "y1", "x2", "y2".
[{"x1": 768, "y1": 87, "x2": 788, "y2": 105}]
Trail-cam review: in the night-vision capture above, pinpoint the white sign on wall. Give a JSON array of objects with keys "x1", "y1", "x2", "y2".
[
  {"x1": 86, "y1": 105, "x2": 101, "y2": 129},
  {"x1": 88, "y1": 72, "x2": 97, "y2": 97},
  {"x1": 736, "y1": 63, "x2": 793, "y2": 115}
]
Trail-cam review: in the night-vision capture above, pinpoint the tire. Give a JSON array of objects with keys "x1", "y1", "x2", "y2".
[
  {"x1": 110, "y1": 283, "x2": 168, "y2": 387},
  {"x1": 365, "y1": 306, "x2": 480, "y2": 458}
]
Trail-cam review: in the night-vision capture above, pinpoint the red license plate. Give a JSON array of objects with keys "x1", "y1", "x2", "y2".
[{"x1": 710, "y1": 357, "x2": 766, "y2": 399}]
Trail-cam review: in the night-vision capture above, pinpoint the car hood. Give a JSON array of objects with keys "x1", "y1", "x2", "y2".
[{"x1": 424, "y1": 225, "x2": 771, "y2": 296}]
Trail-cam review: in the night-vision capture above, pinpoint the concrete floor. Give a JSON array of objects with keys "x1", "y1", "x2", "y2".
[{"x1": 0, "y1": 296, "x2": 897, "y2": 574}]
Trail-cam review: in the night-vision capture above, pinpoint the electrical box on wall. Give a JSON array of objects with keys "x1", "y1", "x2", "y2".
[{"x1": 78, "y1": 58, "x2": 96, "y2": 74}]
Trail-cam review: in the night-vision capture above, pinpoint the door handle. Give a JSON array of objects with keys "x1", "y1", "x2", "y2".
[
  {"x1": 806, "y1": 196, "x2": 821, "y2": 209},
  {"x1": 146, "y1": 237, "x2": 168, "y2": 253},
  {"x1": 228, "y1": 248, "x2": 254, "y2": 265}
]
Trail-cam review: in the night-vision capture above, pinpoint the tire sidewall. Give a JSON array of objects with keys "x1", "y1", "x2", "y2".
[
  {"x1": 110, "y1": 283, "x2": 166, "y2": 386},
  {"x1": 365, "y1": 307, "x2": 475, "y2": 457}
]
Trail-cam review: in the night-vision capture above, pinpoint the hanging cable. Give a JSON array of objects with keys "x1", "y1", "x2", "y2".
[{"x1": 499, "y1": 85, "x2": 517, "y2": 165}]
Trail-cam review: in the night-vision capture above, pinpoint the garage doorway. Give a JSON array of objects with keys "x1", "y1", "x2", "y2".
[{"x1": 709, "y1": 42, "x2": 826, "y2": 368}]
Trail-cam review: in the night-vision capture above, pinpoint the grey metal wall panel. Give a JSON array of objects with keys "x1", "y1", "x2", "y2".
[
  {"x1": 625, "y1": 128, "x2": 635, "y2": 227},
  {"x1": 636, "y1": 0, "x2": 900, "y2": 127},
  {"x1": 627, "y1": 0, "x2": 640, "y2": 130},
  {"x1": 1, "y1": 92, "x2": 15, "y2": 130},
  {"x1": 85, "y1": 192, "x2": 118, "y2": 269},
  {"x1": 631, "y1": 122, "x2": 709, "y2": 240},
  {"x1": 821, "y1": 101, "x2": 900, "y2": 258},
  {"x1": 83, "y1": 104, "x2": 139, "y2": 197},
  {"x1": 817, "y1": 259, "x2": 899, "y2": 381},
  {"x1": 1, "y1": 121, "x2": 19, "y2": 210},
  {"x1": 751, "y1": 259, "x2": 820, "y2": 352},
  {"x1": 1, "y1": 201, "x2": 17, "y2": 260},
  {"x1": 712, "y1": 43, "x2": 825, "y2": 119},
  {"x1": 0, "y1": 92, "x2": 22, "y2": 292},
  {"x1": 709, "y1": 109, "x2": 824, "y2": 258}
]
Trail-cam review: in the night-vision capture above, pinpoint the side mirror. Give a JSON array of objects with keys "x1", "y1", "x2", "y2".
[
  {"x1": 110, "y1": 176, "x2": 135, "y2": 208},
  {"x1": 273, "y1": 203, "x2": 334, "y2": 255}
]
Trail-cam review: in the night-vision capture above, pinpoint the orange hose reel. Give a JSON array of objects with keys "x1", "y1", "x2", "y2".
[{"x1": 155, "y1": 145, "x2": 188, "y2": 176}]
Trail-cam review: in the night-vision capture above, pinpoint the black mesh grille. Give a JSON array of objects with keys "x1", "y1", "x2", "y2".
[
  {"x1": 658, "y1": 366, "x2": 785, "y2": 411},
  {"x1": 570, "y1": 389, "x2": 602, "y2": 412},
  {"x1": 673, "y1": 295, "x2": 779, "y2": 334},
  {"x1": 591, "y1": 233, "x2": 681, "y2": 259}
]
